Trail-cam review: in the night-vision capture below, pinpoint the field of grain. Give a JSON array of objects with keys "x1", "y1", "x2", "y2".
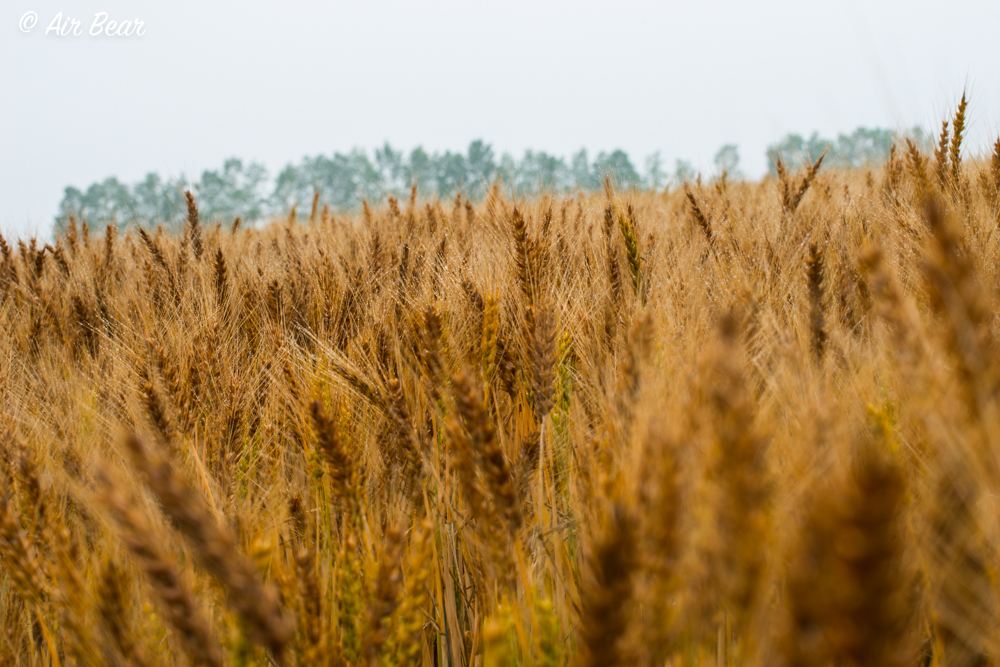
[{"x1": 1, "y1": 98, "x2": 1000, "y2": 666}]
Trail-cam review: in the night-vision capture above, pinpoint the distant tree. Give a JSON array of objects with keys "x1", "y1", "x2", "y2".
[
  {"x1": 132, "y1": 172, "x2": 188, "y2": 228},
  {"x1": 55, "y1": 141, "x2": 700, "y2": 227},
  {"x1": 315, "y1": 155, "x2": 352, "y2": 208},
  {"x1": 57, "y1": 173, "x2": 191, "y2": 234},
  {"x1": 271, "y1": 149, "x2": 392, "y2": 214},
  {"x1": 713, "y1": 144, "x2": 741, "y2": 178},
  {"x1": 57, "y1": 177, "x2": 134, "y2": 230},
  {"x1": 407, "y1": 147, "x2": 433, "y2": 192},
  {"x1": 764, "y1": 127, "x2": 925, "y2": 175},
  {"x1": 496, "y1": 152, "x2": 517, "y2": 184},
  {"x1": 130, "y1": 174, "x2": 162, "y2": 221},
  {"x1": 908, "y1": 126, "x2": 934, "y2": 153},
  {"x1": 644, "y1": 152, "x2": 666, "y2": 190},
  {"x1": 516, "y1": 151, "x2": 568, "y2": 193},
  {"x1": 55, "y1": 187, "x2": 85, "y2": 234},
  {"x1": 272, "y1": 156, "x2": 337, "y2": 212},
  {"x1": 271, "y1": 164, "x2": 306, "y2": 214},
  {"x1": 466, "y1": 140, "x2": 497, "y2": 194},
  {"x1": 571, "y1": 149, "x2": 599, "y2": 191},
  {"x1": 434, "y1": 151, "x2": 468, "y2": 197},
  {"x1": 766, "y1": 132, "x2": 833, "y2": 175},
  {"x1": 319, "y1": 153, "x2": 364, "y2": 208},
  {"x1": 375, "y1": 143, "x2": 407, "y2": 194},
  {"x1": 673, "y1": 159, "x2": 696, "y2": 185},
  {"x1": 350, "y1": 149, "x2": 382, "y2": 202},
  {"x1": 196, "y1": 158, "x2": 269, "y2": 223},
  {"x1": 828, "y1": 127, "x2": 894, "y2": 169},
  {"x1": 595, "y1": 150, "x2": 641, "y2": 188}
]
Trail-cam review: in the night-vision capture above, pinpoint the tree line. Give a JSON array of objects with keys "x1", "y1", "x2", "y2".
[
  {"x1": 764, "y1": 126, "x2": 931, "y2": 175},
  {"x1": 56, "y1": 128, "x2": 923, "y2": 230}
]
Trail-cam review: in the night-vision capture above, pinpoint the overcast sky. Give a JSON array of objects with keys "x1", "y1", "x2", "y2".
[{"x1": 2, "y1": 0, "x2": 999, "y2": 239}]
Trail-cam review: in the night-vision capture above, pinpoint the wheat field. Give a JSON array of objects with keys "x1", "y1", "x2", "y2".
[{"x1": 1, "y1": 98, "x2": 1000, "y2": 666}]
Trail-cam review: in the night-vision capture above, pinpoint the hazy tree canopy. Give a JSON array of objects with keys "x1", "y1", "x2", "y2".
[
  {"x1": 571, "y1": 149, "x2": 601, "y2": 192},
  {"x1": 713, "y1": 144, "x2": 741, "y2": 177},
  {"x1": 765, "y1": 126, "x2": 929, "y2": 175},
  {"x1": 406, "y1": 147, "x2": 434, "y2": 194},
  {"x1": 595, "y1": 149, "x2": 641, "y2": 188},
  {"x1": 644, "y1": 152, "x2": 666, "y2": 190},
  {"x1": 374, "y1": 142, "x2": 407, "y2": 192},
  {"x1": 466, "y1": 139, "x2": 497, "y2": 186},
  {"x1": 673, "y1": 159, "x2": 696, "y2": 185},
  {"x1": 58, "y1": 174, "x2": 189, "y2": 233},
  {"x1": 197, "y1": 158, "x2": 270, "y2": 223},
  {"x1": 131, "y1": 173, "x2": 190, "y2": 226},
  {"x1": 505, "y1": 150, "x2": 568, "y2": 193},
  {"x1": 56, "y1": 127, "x2": 921, "y2": 228},
  {"x1": 58, "y1": 139, "x2": 656, "y2": 228}
]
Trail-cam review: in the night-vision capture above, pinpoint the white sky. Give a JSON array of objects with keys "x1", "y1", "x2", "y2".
[{"x1": 2, "y1": 0, "x2": 999, "y2": 239}]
